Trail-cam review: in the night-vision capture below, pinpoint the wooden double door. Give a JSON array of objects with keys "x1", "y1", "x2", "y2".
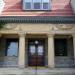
[{"x1": 28, "y1": 39, "x2": 45, "y2": 66}]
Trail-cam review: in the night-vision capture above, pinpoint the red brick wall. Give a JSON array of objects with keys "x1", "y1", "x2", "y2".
[{"x1": 1, "y1": 0, "x2": 74, "y2": 16}]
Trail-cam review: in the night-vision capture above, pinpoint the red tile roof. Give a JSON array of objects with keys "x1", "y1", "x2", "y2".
[{"x1": 0, "y1": 0, "x2": 74, "y2": 16}]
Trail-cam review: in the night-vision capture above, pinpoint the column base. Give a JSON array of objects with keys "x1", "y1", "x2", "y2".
[
  {"x1": 48, "y1": 65, "x2": 55, "y2": 68},
  {"x1": 18, "y1": 65, "x2": 25, "y2": 69}
]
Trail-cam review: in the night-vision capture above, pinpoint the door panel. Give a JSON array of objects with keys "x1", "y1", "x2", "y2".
[
  {"x1": 28, "y1": 45, "x2": 36, "y2": 66},
  {"x1": 37, "y1": 45, "x2": 45, "y2": 66}
]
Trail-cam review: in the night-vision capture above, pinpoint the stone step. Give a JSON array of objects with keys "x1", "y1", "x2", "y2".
[{"x1": 0, "y1": 68, "x2": 75, "y2": 75}]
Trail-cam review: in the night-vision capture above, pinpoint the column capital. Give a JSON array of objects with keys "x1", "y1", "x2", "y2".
[
  {"x1": 47, "y1": 33, "x2": 54, "y2": 37},
  {"x1": 18, "y1": 32, "x2": 26, "y2": 37}
]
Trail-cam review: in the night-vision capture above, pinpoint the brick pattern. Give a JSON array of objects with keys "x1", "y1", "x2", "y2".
[{"x1": 1, "y1": 0, "x2": 74, "y2": 16}]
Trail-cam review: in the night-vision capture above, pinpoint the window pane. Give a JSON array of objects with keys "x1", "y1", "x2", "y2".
[
  {"x1": 29, "y1": 45, "x2": 36, "y2": 55},
  {"x1": 6, "y1": 39, "x2": 18, "y2": 56},
  {"x1": 43, "y1": 3, "x2": 48, "y2": 9},
  {"x1": 25, "y1": 2, "x2": 31, "y2": 9},
  {"x1": 38, "y1": 46, "x2": 43, "y2": 55},
  {"x1": 34, "y1": 3, "x2": 41, "y2": 9}
]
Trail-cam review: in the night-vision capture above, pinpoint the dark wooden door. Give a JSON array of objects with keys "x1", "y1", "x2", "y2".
[{"x1": 28, "y1": 39, "x2": 45, "y2": 66}]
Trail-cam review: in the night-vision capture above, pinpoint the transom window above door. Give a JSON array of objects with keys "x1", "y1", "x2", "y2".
[{"x1": 23, "y1": 0, "x2": 51, "y2": 10}]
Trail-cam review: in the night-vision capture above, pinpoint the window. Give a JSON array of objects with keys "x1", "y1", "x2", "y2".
[
  {"x1": 43, "y1": 3, "x2": 48, "y2": 9},
  {"x1": 5, "y1": 39, "x2": 19, "y2": 57},
  {"x1": 25, "y1": 2, "x2": 31, "y2": 9},
  {"x1": 42, "y1": 0, "x2": 50, "y2": 10},
  {"x1": 23, "y1": 0, "x2": 32, "y2": 10},
  {"x1": 23, "y1": 0, "x2": 51, "y2": 10},
  {"x1": 34, "y1": 3, "x2": 41, "y2": 9},
  {"x1": 33, "y1": 0, "x2": 41, "y2": 10},
  {"x1": 54, "y1": 39, "x2": 67, "y2": 56}
]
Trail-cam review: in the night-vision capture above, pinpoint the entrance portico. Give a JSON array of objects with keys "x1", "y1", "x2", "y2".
[{"x1": 0, "y1": 23, "x2": 75, "y2": 68}]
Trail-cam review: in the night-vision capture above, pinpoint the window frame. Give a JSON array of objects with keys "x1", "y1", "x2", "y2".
[{"x1": 23, "y1": 0, "x2": 51, "y2": 10}]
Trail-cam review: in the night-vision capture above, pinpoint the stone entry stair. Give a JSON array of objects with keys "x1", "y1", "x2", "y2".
[
  {"x1": 0, "y1": 68, "x2": 75, "y2": 75},
  {"x1": 55, "y1": 57, "x2": 75, "y2": 68}
]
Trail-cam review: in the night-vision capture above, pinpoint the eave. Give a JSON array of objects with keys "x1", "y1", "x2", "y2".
[{"x1": 0, "y1": 16, "x2": 75, "y2": 24}]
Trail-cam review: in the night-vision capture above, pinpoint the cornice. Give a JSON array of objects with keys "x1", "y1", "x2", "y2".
[{"x1": 0, "y1": 16, "x2": 75, "y2": 23}]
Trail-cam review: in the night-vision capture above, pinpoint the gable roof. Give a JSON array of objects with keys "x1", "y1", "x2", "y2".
[{"x1": 0, "y1": 0, "x2": 74, "y2": 16}]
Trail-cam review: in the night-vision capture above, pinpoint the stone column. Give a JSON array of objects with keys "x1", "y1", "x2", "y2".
[
  {"x1": 48, "y1": 34, "x2": 55, "y2": 68},
  {"x1": 18, "y1": 33, "x2": 26, "y2": 68},
  {"x1": 72, "y1": 34, "x2": 75, "y2": 59}
]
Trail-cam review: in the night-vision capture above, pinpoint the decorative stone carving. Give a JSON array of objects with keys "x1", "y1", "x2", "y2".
[
  {"x1": 56, "y1": 24, "x2": 74, "y2": 30},
  {"x1": 18, "y1": 31, "x2": 26, "y2": 37},
  {"x1": 4, "y1": 24, "x2": 17, "y2": 29}
]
